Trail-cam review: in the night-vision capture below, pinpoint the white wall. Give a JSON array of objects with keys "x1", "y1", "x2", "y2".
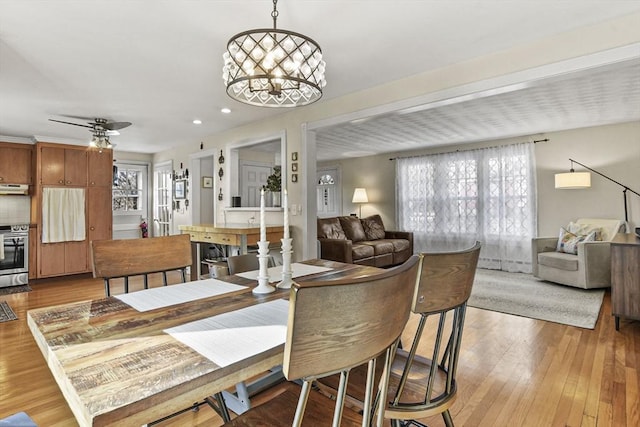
[{"x1": 535, "y1": 121, "x2": 640, "y2": 235}]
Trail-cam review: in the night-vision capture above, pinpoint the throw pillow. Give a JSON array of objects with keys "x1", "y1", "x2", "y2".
[
  {"x1": 556, "y1": 228, "x2": 597, "y2": 255},
  {"x1": 361, "y1": 215, "x2": 386, "y2": 240},
  {"x1": 338, "y1": 216, "x2": 367, "y2": 242}
]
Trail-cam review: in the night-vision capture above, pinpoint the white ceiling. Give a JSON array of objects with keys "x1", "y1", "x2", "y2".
[{"x1": 1, "y1": 1, "x2": 639, "y2": 158}]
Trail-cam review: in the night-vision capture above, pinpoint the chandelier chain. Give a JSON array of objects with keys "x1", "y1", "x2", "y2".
[{"x1": 271, "y1": 0, "x2": 279, "y2": 29}]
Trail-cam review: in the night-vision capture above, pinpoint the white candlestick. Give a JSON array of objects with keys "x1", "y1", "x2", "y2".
[
  {"x1": 260, "y1": 188, "x2": 266, "y2": 241},
  {"x1": 283, "y1": 188, "x2": 289, "y2": 239}
]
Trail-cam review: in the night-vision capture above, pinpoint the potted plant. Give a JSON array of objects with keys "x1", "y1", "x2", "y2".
[{"x1": 264, "y1": 166, "x2": 282, "y2": 207}]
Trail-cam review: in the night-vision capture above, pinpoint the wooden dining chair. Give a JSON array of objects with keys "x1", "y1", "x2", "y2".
[
  {"x1": 226, "y1": 253, "x2": 260, "y2": 275},
  {"x1": 384, "y1": 241, "x2": 481, "y2": 427},
  {"x1": 225, "y1": 254, "x2": 423, "y2": 427}
]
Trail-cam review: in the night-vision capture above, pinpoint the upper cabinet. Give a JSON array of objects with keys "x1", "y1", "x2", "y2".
[
  {"x1": 88, "y1": 149, "x2": 113, "y2": 187},
  {"x1": 39, "y1": 145, "x2": 87, "y2": 186},
  {"x1": 0, "y1": 142, "x2": 34, "y2": 184}
]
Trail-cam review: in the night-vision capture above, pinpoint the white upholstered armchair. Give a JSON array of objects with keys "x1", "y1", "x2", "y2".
[{"x1": 532, "y1": 218, "x2": 627, "y2": 289}]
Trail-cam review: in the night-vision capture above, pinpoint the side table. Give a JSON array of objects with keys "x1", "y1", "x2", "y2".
[{"x1": 611, "y1": 233, "x2": 640, "y2": 330}]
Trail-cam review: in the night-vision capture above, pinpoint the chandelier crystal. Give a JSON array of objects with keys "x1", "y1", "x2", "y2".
[{"x1": 222, "y1": 0, "x2": 326, "y2": 107}]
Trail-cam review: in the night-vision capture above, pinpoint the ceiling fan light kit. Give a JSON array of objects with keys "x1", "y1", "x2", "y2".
[
  {"x1": 48, "y1": 117, "x2": 131, "y2": 150},
  {"x1": 222, "y1": 0, "x2": 326, "y2": 107}
]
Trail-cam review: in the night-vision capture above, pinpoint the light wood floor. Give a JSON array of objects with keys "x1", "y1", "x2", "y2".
[{"x1": 1, "y1": 273, "x2": 639, "y2": 426}]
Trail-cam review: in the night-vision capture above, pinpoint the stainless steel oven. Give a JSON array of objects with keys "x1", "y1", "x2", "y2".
[{"x1": 0, "y1": 224, "x2": 29, "y2": 287}]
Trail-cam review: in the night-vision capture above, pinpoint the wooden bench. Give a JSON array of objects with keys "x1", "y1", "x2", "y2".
[{"x1": 91, "y1": 234, "x2": 192, "y2": 297}]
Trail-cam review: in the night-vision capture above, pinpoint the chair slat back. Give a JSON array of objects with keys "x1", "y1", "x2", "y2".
[
  {"x1": 412, "y1": 241, "x2": 481, "y2": 314},
  {"x1": 91, "y1": 234, "x2": 192, "y2": 278},
  {"x1": 284, "y1": 254, "x2": 422, "y2": 381}
]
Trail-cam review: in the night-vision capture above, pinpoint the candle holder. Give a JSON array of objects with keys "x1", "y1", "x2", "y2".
[
  {"x1": 277, "y1": 237, "x2": 294, "y2": 289},
  {"x1": 253, "y1": 241, "x2": 275, "y2": 294}
]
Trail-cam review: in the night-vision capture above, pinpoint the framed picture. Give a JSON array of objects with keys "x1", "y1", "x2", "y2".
[
  {"x1": 291, "y1": 151, "x2": 298, "y2": 161},
  {"x1": 292, "y1": 173, "x2": 298, "y2": 183},
  {"x1": 174, "y1": 180, "x2": 186, "y2": 199},
  {"x1": 291, "y1": 162, "x2": 298, "y2": 172},
  {"x1": 202, "y1": 176, "x2": 213, "y2": 188}
]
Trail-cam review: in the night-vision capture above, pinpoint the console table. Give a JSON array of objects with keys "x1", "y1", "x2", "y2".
[{"x1": 610, "y1": 233, "x2": 640, "y2": 330}]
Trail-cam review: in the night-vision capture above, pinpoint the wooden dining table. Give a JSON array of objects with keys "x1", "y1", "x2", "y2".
[{"x1": 27, "y1": 259, "x2": 379, "y2": 427}]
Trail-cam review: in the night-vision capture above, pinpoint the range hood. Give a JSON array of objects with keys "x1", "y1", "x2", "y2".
[{"x1": 0, "y1": 184, "x2": 29, "y2": 195}]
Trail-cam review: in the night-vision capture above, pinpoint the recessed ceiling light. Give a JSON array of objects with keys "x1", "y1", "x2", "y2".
[
  {"x1": 221, "y1": 108, "x2": 231, "y2": 114},
  {"x1": 193, "y1": 119, "x2": 202, "y2": 124}
]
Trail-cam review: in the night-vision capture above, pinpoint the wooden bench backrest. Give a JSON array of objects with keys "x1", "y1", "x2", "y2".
[{"x1": 91, "y1": 234, "x2": 192, "y2": 279}]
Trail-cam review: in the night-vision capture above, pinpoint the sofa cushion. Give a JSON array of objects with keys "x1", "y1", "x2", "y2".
[
  {"x1": 361, "y1": 215, "x2": 386, "y2": 240},
  {"x1": 388, "y1": 239, "x2": 411, "y2": 252},
  {"x1": 351, "y1": 243, "x2": 375, "y2": 260},
  {"x1": 556, "y1": 228, "x2": 597, "y2": 255},
  {"x1": 317, "y1": 217, "x2": 347, "y2": 240},
  {"x1": 339, "y1": 216, "x2": 367, "y2": 243},
  {"x1": 538, "y1": 251, "x2": 579, "y2": 271},
  {"x1": 362, "y1": 240, "x2": 394, "y2": 255}
]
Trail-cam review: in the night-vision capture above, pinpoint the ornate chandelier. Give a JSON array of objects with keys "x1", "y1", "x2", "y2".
[{"x1": 222, "y1": 0, "x2": 326, "y2": 107}]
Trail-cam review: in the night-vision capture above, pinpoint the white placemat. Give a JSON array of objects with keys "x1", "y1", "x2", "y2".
[
  {"x1": 165, "y1": 299, "x2": 289, "y2": 367},
  {"x1": 235, "y1": 262, "x2": 332, "y2": 282},
  {"x1": 114, "y1": 279, "x2": 247, "y2": 312}
]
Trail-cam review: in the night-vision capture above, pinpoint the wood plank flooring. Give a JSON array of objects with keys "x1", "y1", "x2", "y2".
[{"x1": 1, "y1": 273, "x2": 639, "y2": 426}]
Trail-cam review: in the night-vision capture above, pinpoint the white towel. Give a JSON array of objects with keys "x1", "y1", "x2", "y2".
[
  {"x1": 42, "y1": 188, "x2": 86, "y2": 243},
  {"x1": 0, "y1": 234, "x2": 4, "y2": 260}
]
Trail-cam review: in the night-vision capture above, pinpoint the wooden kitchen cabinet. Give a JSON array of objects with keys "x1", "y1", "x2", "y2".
[
  {"x1": 87, "y1": 186, "x2": 113, "y2": 243},
  {"x1": 39, "y1": 241, "x2": 88, "y2": 277},
  {"x1": 0, "y1": 142, "x2": 33, "y2": 184},
  {"x1": 39, "y1": 145, "x2": 87, "y2": 186},
  {"x1": 88, "y1": 149, "x2": 114, "y2": 187},
  {"x1": 34, "y1": 142, "x2": 113, "y2": 278},
  {"x1": 28, "y1": 227, "x2": 37, "y2": 280},
  {"x1": 611, "y1": 233, "x2": 640, "y2": 330}
]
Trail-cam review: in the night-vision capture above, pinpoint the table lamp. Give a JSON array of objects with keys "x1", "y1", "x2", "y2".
[{"x1": 352, "y1": 188, "x2": 368, "y2": 218}]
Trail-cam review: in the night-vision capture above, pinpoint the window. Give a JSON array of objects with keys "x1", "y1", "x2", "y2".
[
  {"x1": 397, "y1": 142, "x2": 537, "y2": 273},
  {"x1": 113, "y1": 166, "x2": 143, "y2": 213}
]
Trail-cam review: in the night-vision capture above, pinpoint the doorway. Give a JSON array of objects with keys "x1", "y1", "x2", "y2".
[
  {"x1": 316, "y1": 166, "x2": 342, "y2": 218},
  {"x1": 152, "y1": 161, "x2": 172, "y2": 237}
]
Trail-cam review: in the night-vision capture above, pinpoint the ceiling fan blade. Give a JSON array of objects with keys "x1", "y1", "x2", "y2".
[
  {"x1": 103, "y1": 121, "x2": 132, "y2": 131},
  {"x1": 48, "y1": 118, "x2": 93, "y2": 129}
]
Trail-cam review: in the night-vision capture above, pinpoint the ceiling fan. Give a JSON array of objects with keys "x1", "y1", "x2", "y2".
[{"x1": 49, "y1": 117, "x2": 132, "y2": 149}]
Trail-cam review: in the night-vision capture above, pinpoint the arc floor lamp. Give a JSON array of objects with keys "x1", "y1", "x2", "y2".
[{"x1": 555, "y1": 158, "x2": 640, "y2": 222}]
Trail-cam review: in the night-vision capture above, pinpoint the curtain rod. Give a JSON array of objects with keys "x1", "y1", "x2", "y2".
[{"x1": 388, "y1": 138, "x2": 549, "y2": 161}]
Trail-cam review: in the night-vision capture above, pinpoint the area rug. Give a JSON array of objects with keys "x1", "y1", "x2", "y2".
[
  {"x1": 0, "y1": 301, "x2": 18, "y2": 322},
  {"x1": 0, "y1": 284, "x2": 32, "y2": 296},
  {"x1": 468, "y1": 268, "x2": 605, "y2": 329}
]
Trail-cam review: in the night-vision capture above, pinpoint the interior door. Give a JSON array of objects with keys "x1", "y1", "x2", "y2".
[
  {"x1": 316, "y1": 167, "x2": 342, "y2": 217},
  {"x1": 153, "y1": 161, "x2": 173, "y2": 237},
  {"x1": 240, "y1": 162, "x2": 271, "y2": 207}
]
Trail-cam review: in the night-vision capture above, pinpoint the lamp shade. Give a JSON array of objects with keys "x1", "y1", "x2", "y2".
[
  {"x1": 352, "y1": 188, "x2": 368, "y2": 203},
  {"x1": 555, "y1": 172, "x2": 591, "y2": 189}
]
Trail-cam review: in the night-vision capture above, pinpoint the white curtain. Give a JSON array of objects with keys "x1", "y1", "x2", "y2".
[
  {"x1": 42, "y1": 188, "x2": 86, "y2": 243},
  {"x1": 396, "y1": 142, "x2": 537, "y2": 273}
]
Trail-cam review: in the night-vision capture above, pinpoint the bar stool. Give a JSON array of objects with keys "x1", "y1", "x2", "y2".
[{"x1": 384, "y1": 242, "x2": 481, "y2": 427}]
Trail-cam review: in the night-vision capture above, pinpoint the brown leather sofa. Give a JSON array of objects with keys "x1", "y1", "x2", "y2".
[{"x1": 317, "y1": 215, "x2": 413, "y2": 267}]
